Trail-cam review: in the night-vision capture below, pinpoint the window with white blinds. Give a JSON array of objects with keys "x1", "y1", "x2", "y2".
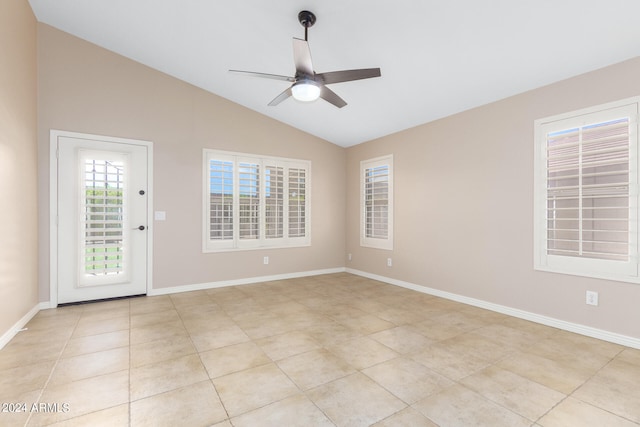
[
  {"x1": 534, "y1": 98, "x2": 640, "y2": 282},
  {"x1": 203, "y1": 150, "x2": 310, "y2": 252},
  {"x1": 361, "y1": 155, "x2": 393, "y2": 250}
]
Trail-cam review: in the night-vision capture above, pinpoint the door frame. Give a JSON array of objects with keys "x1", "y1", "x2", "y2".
[{"x1": 49, "y1": 130, "x2": 154, "y2": 307}]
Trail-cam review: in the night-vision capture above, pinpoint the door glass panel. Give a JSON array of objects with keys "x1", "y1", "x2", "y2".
[{"x1": 79, "y1": 150, "x2": 129, "y2": 286}]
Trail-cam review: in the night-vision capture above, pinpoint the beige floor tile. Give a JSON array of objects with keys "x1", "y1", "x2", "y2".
[
  {"x1": 130, "y1": 380, "x2": 227, "y2": 427},
  {"x1": 28, "y1": 370, "x2": 129, "y2": 426},
  {"x1": 130, "y1": 335, "x2": 196, "y2": 368},
  {"x1": 436, "y1": 332, "x2": 515, "y2": 363},
  {"x1": 212, "y1": 363, "x2": 299, "y2": 417},
  {"x1": 43, "y1": 403, "x2": 129, "y2": 427},
  {"x1": 170, "y1": 290, "x2": 212, "y2": 308},
  {"x1": 26, "y1": 311, "x2": 80, "y2": 331},
  {"x1": 538, "y1": 397, "x2": 638, "y2": 427},
  {"x1": 362, "y1": 357, "x2": 454, "y2": 404},
  {"x1": 62, "y1": 330, "x2": 129, "y2": 358},
  {"x1": 499, "y1": 316, "x2": 558, "y2": 338},
  {"x1": 49, "y1": 347, "x2": 129, "y2": 385},
  {"x1": 1, "y1": 273, "x2": 637, "y2": 427},
  {"x1": 256, "y1": 330, "x2": 321, "y2": 361},
  {"x1": 430, "y1": 311, "x2": 489, "y2": 332},
  {"x1": 231, "y1": 394, "x2": 334, "y2": 427},
  {"x1": 304, "y1": 320, "x2": 363, "y2": 346},
  {"x1": 369, "y1": 326, "x2": 434, "y2": 354},
  {"x1": 413, "y1": 384, "x2": 531, "y2": 427},
  {"x1": 532, "y1": 331, "x2": 623, "y2": 363},
  {"x1": 80, "y1": 304, "x2": 131, "y2": 323},
  {"x1": 460, "y1": 365, "x2": 566, "y2": 421},
  {"x1": 410, "y1": 343, "x2": 490, "y2": 381},
  {"x1": 372, "y1": 407, "x2": 439, "y2": 427},
  {"x1": 333, "y1": 313, "x2": 395, "y2": 335},
  {"x1": 76, "y1": 303, "x2": 130, "y2": 323},
  {"x1": 199, "y1": 341, "x2": 271, "y2": 379},
  {"x1": 0, "y1": 339, "x2": 66, "y2": 371},
  {"x1": 178, "y1": 301, "x2": 227, "y2": 319},
  {"x1": 189, "y1": 324, "x2": 251, "y2": 353},
  {"x1": 130, "y1": 353, "x2": 209, "y2": 401},
  {"x1": 572, "y1": 358, "x2": 640, "y2": 423},
  {"x1": 0, "y1": 360, "x2": 55, "y2": 401},
  {"x1": 277, "y1": 348, "x2": 356, "y2": 390},
  {"x1": 375, "y1": 306, "x2": 427, "y2": 325},
  {"x1": 308, "y1": 372, "x2": 406, "y2": 427},
  {"x1": 237, "y1": 316, "x2": 300, "y2": 340},
  {"x1": 616, "y1": 347, "x2": 640, "y2": 367},
  {"x1": 473, "y1": 323, "x2": 543, "y2": 351},
  {"x1": 409, "y1": 318, "x2": 466, "y2": 341},
  {"x1": 72, "y1": 315, "x2": 129, "y2": 338},
  {"x1": 327, "y1": 336, "x2": 398, "y2": 370},
  {"x1": 129, "y1": 319, "x2": 188, "y2": 345},
  {"x1": 497, "y1": 351, "x2": 601, "y2": 394},
  {"x1": 130, "y1": 309, "x2": 181, "y2": 328},
  {"x1": 129, "y1": 295, "x2": 174, "y2": 315},
  {"x1": 181, "y1": 312, "x2": 236, "y2": 335}
]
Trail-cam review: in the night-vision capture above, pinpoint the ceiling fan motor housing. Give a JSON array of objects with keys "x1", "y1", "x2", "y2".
[{"x1": 298, "y1": 11, "x2": 316, "y2": 28}]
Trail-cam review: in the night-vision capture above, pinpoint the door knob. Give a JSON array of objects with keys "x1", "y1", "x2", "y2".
[{"x1": 134, "y1": 225, "x2": 146, "y2": 231}]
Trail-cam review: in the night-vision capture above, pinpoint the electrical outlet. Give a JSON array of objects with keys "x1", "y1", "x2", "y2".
[
  {"x1": 586, "y1": 290, "x2": 599, "y2": 306},
  {"x1": 348, "y1": 253, "x2": 352, "y2": 261},
  {"x1": 263, "y1": 256, "x2": 269, "y2": 265},
  {"x1": 387, "y1": 258, "x2": 392, "y2": 267}
]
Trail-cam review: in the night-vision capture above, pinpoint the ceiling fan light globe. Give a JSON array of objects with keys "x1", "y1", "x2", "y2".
[{"x1": 292, "y1": 81, "x2": 321, "y2": 102}]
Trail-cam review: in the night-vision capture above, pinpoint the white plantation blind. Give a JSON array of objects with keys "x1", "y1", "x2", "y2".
[
  {"x1": 209, "y1": 159, "x2": 234, "y2": 241},
  {"x1": 203, "y1": 150, "x2": 310, "y2": 251},
  {"x1": 361, "y1": 155, "x2": 393, "y2": 250},
  {"x1": 535, "y1": 98, "x2": 640, "y2": 282},
  {"x1": 80, "y1": 153, "x2": 128, "y2": 285},
  {"x1": 239, "y1": 162, "x2": 260, "y2": 240},
  {"x1": 288, "y1": 168, "x2": 306, "y2": 238},
  {"x1": 365, "y1": 165, "x2": 389, "y2": 239},
  {"x1": 547, "y1": 118, "x2": 630, "y2": 261},
  {"x1": 265, "y1": 165, "x2": 284, "y2": 239}
]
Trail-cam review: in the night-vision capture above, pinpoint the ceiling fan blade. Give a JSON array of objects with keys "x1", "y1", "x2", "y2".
[
  {"x1": 320, "y1": 86, "x2": 347, "y2": 108},
  {"x1": 292, "y1": 38, "x2": 314, "y2": 76},
  {"x1": 268, "y1": 87, "x2": 293, "y2": 106},
  {"x1": 316, "y1": 68, "x2": 381, "y2": 85},
  {"x1": 229, "y1": 70, "x2": 295, "y2": 82}
]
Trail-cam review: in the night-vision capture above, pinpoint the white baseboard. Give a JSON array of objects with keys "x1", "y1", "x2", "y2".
[
  {"x1": 0, "y1": 304, "x2": 42, "y2": 350},
  {"x1": 346, "y1": 268, "x2": 640, "y2": 350},
  {"x1": 148, "y1": 267, "x2": 347, "y2": 296}
]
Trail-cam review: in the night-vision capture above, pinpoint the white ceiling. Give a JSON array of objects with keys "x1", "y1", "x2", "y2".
[{"x1": 29, "y1": 0, "x2": 640, "y2": 147}]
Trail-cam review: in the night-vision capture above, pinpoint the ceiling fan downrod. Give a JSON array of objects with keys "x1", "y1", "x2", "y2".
[{"x1": 298, "y1": 10, "x2": 316, "y2": 42}]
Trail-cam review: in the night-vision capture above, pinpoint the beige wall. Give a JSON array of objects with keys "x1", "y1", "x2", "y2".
[
  {"x1": 37, "y1": 24, "x2": 346, "y2": 300},
  {"x1": 0, "y1": 2, "x2": 39, "y2": 335},
  {"x1": 347, "y1": 57, "x2": 640, "y2": 340}
]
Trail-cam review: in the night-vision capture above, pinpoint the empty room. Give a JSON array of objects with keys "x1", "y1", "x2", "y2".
[{"x1": 2, "y1": 1, "x2": 640, "y2": 426}]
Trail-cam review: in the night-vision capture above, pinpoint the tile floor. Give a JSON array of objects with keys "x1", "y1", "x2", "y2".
[{"x1": 1, "y1": 273, "x2": 639, "y2": 426}]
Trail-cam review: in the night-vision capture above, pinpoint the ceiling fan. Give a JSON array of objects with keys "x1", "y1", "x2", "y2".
[{"x1": 229, "y1": 10, "x2": 381, "y2": 108}]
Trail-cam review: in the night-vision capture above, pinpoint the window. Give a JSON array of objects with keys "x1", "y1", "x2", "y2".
[
  {"x1": 203, "y1": 150, "x2": 310, "y2": 252},
  {"x1": 534, "y1": 97, "x2": 640, "y2": 282},
  {"x1": 361, "y1": 155, "x2": 393, "y2": 250}
]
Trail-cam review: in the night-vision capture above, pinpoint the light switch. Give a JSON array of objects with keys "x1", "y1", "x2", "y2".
[{"x1": 154, "y1": 211, "x2": 166, "y2": 221}]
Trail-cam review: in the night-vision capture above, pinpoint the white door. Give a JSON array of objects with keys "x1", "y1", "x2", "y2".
[{"x1": 56, "y1": 134, "x2": 149, "y2": 304}]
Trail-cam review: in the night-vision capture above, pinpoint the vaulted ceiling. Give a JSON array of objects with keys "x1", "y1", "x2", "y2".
[{"x1": 28, "y1": 0, "x2": 640, "y2": 147}]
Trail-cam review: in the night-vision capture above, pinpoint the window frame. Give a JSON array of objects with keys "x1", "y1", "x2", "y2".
[
  {"x1": 360, "y1": 155, "x2": 394, "y2": 250},
  {"x1": 533, "y1": 97, "x2": 640, "y2": 283},
  {"x1": 203, "y1": 149, "x2": 311, "y2": 252}
]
